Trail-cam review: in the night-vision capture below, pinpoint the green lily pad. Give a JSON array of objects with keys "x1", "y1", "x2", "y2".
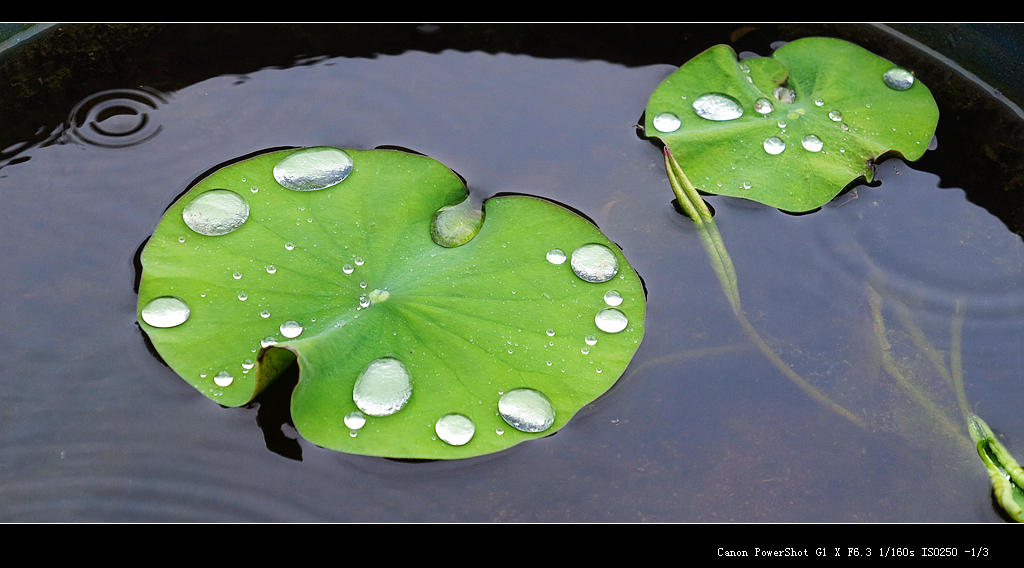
[
  {"x1": 137, "y1": 146, "x2": 645, "y2": 459},
  {"x1": 644, "y1": 37, "x2": 939, "y2": 212}
]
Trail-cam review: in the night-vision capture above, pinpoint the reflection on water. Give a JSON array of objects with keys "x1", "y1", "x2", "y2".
[{"x1": 0, "y1": 26, "x2": 1022, "y2": 522}]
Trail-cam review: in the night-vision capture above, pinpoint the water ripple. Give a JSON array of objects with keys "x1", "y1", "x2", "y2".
[{"x1": 66, "y1": 87, "x2": 167, "y2": 149}]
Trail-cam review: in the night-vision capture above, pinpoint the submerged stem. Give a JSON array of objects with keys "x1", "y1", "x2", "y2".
[
  {"x1": 663, "y1": 147, "x2": 866, "y2": 431},
  {"x1": 951, "y1": 299, "x2": 971, "y2": 423}
]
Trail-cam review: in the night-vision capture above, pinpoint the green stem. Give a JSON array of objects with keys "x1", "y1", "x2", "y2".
[
  {"x1": 664, "y1": 147, "x2": 740, "y2": 315},
  {"x1": 663, "y1": 147, "x2": 867, "y2": 431}
]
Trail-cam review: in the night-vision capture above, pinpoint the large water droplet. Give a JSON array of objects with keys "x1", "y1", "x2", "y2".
[
  {"x1": 273, "y1": 146, "x2": 354, "y2": 191},
  {"x1": 435, "y1": 413, "x2": 475, "y2": 446},
  {"x1": 183, "y1": 189, "x2": 249, "y2": 236},
  {"x1": 141, "y1": 296, "x2": 190, "y2": 328},
  {"x1": 763, "y1": 136, "x2": 786, "y2": 155},
  {"x1": 546, "y1": 249, "x2": 567, "y2": 265},
  {"x1": 430, "y1": 196, "x2": 483, "y2": 247},
  {"x1": 801, "y1": 134, "x2": 823, "y2": 152},
  {"x1": 353, "y1": 357, "x2": 413, "y2": 417},
  {"x1": 883, "y1": 66, "x2": 914, "y2": 90},
  {"x1": 280, "y1": 320, "x2": 303, "y2": 338},
  {"x1": 595, "y1": 307, "x2": 629, "y2": 333},
  {"x1": 570, "y1": 243, "x2": 618, "y2": 283},
  {"x1": 652, "y1": 112, "x2": 681, "y2": 132},
  {"x1": 828, "y1": 109, "x2": 843, "y2": 122},
  {"x1": 692, "y1": 93, "x2": 744, "y2": 121},
  {"x1": 214, "y1": 371, "x2": 234, "y2": 387},
  {"x1": 753, "y1": 98, "x2": 773, "y2": 114},
  {"x1": 498, "y1": 388, "x2": 555, "y2": 433},
  {"x1": 344, "y1": 410, "x2": 366, "y2": 430}
]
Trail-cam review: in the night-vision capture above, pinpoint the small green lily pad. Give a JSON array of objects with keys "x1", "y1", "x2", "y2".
[
  {"x1": 138, "y1": 146, "x2": 645, "y2": 459},
  {"x1": 645, "y1": 37, "x2": 939, "y2": 212}
]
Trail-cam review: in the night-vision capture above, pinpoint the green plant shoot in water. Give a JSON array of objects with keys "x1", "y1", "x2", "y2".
[
  {"x1": 138, "y1": 146, "x2": 645, "y2": 460},
  {"x1": 648, "y1": 37, "x2": 1023, "y2": 521}
]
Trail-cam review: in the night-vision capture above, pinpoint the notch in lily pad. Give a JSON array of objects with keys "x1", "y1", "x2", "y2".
[
  {"x1": 644, "y1": 37, "x2": 939, "y2": 212},
  {"x1": 137, "y1": 146, "x2": 646, "y2": 459}
]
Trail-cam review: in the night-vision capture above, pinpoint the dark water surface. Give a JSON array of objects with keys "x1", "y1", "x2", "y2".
[{"x1": 2, "y1": 23, "x2": 1024, "y2": 522}]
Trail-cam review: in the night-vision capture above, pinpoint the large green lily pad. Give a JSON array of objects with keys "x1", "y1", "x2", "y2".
[
  {"x1": 137, "y1": 147, "x2": 645, "y2": 459},
  {"x1": 644, "y1": 37, "x2": 939, "y2": 212}
]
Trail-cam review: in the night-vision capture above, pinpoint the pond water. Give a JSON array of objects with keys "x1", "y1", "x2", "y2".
[{"x1": 1, "y1": 23, "x2": 1023, "y2": 522}]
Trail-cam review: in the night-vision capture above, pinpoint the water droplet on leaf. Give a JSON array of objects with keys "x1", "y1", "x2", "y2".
[
  {"x1": 595, "y1": 307, "x2": 628, "y2": 333},
  {"x1": 603, "y1": 290, "x2": 623, "y2": 306},
  {"x1": 773, "y1": 86, "x2": 795, "y2": 103},
  {"x1": 344, "y1": 411, "x2": 366, "y2": 430},
  {"x1": 570, "y1": 243, "x2": 618, "y2": 283},
  {"x1": 652, "y1": 112, "x2": 681, "y2": 132},
  {"x1": 801, "y1": 134, "x2": 823, "y2": 152},
  {"x1": 273, "y1": 146, "x2": 354, "y2": 191},
  {"x1": 183, "y1": 189, "x2": 249, "y2": 236},
  {"x1": 498, "y1": 388, "x2": 555, "y2": 433},
  {"x1": 763, "y1": 137, "x2": 786, "y2": 155},
  {"x1": 753, "y1": 98, "x2": 773, "y2": 114},
  {"x1": 883, "y1": 66, "x2": 914, "y2": 90},
  {"x1": 141, "y1": 296, "x2": 190, "y2": 328},
  {"x1": 353, "y1": 357, "x2": 413, "y2": 417},
  {"x1": 828, "y1": 109, "x2": 843, "y2": 122},
  {"x1": 692, "y1": 93, "x2": 744, "y2": 121},
  {"x1": 214, "y1": 371, "x2": 233, "y2": 387},
  {"x1": 430, "y1": 196, "x2": 483, "y2": 247},
  {"x1": 546, "y1": 249, "x2": 567, "y2": 265},
  {"x1": 435, "y1": 413, "x2": 475, "y2": 446},
  {"x1": 279, "y1": 320, "x2": 303, "y2": 338}
]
